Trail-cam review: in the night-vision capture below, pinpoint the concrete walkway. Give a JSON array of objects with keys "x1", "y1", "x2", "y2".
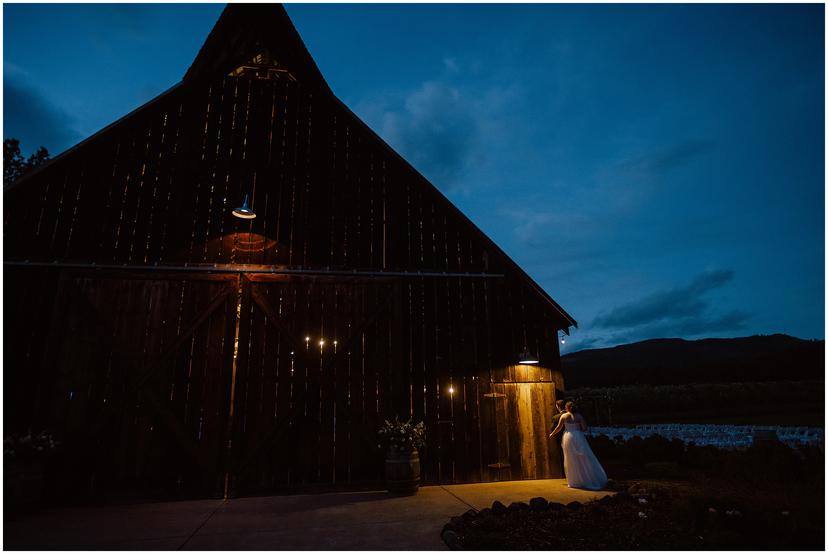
[{"x1": 4, "y1": 479, "x2": 611, "y2": 550}]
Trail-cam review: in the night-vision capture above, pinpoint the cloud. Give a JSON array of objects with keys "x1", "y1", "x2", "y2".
[
  {"x1": 505, "y1": 207, "x2": 601, "y2": 249},
  {"x1": 593, "y1": 269, "x2": 736, "y2": 329},
  {"x1": 588, "y1": 269, "x2": 751, "y2": 343},
  {"x1": 443, "y1": 57, "x2": 460, "y2": 73},
  {"x1": 357, "y1": 77, "x2": 520, "y2": 192},
  {"x1": 509, "y1": 210, "x2": 556, "y2": 247},
  {"x1": 87, "y1": 4, "x2": 152, "y2": 40},
  {"x1": 613, "y1": 139, "x2": 713, "y2": 181},
  {"x1": 636, "y1": 309, "x2": 751, "y2": 338},
  {"x1": 379, "y1": 81, "x2": 478, "y2": 190},
  {"x1": 3, "y1": 78, "x2": 80, "y2": 156},
  {"x1": 591, "y1": 139, "x2": 714, "y2": 211},
  {"x1": 566, "y1": 308, "x2": 751, "y2": 353},
  {"x1": 564, "y1": 277, "x2": 751, "y2": 353}
]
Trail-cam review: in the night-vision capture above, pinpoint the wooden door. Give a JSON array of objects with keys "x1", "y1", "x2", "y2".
[{"x1": 485, "y1": 381, "x2": 563, "y2": 480}]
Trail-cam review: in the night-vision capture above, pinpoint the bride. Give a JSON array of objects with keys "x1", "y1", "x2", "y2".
[{"x1": 549, "y1": 401, "x2": 608, "y2": 490}]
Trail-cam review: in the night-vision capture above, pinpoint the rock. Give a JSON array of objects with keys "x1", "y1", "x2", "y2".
[
  {"x1": 587, "y1": 503, "x2": 606, "y2": 515},
  {"x1": 598, "y1": 495, "x2": 614, "y2": 505},
  {"x1": 480, "y1": 515, "x2": 499, "y2": 531},
  {"x1": 547, "y1": 502, "x2": 566, "y2": 511},
  {"x1": 478, "y1": 508, "x2": 492, "y2": 518},
  {"x1": 507, "y1": 501, "x2": 529, "y2": 512},
  {"x1": 462, "y1": 508, "x2": 478, "y2": 521},
  {"x1": 529, "y1": 497, "x2": 549, "y2": 511},
  {"x1": 566, "y1": 501, "x2": 582, "y2": 510},
  {"x1": 491, "y1": 500, "x2": 507, "y2": 515},
  {"x1": 443, "y1": 521, "x2": 459, "y2": 534},
  {"x1": 442, "y1": 529, "x2": 462, "y2": 550}
]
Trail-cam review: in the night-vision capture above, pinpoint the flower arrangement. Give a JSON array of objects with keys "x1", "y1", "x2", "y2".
[
  {"x1": 4, "y1": 431, "x2": 59, "y2": 462},
  {"x1": 378, "y1": 417, "x2": 426, "y2": 454}
]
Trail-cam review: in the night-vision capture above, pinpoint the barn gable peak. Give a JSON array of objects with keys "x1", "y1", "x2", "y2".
[{"x1": 184, "y1": 4, "x2": 327, "y2": 89}]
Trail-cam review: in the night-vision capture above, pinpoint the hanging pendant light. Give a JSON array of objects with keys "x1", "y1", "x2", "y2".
[
  {"x1": 518, "y1": 348, "x2": 539, "y2": 364},
  {"x1": 232, "y1": 194, "x2": 256, "y2": 219}
]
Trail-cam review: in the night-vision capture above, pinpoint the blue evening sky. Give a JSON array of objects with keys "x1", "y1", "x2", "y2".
[{"x1": 4, "y1": 3, "x2": 824, "y2": 352}]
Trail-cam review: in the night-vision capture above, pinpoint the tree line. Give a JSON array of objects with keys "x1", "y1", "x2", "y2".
[{"x1": 4, "y1": 138, "x2": 50, "y2": 189}]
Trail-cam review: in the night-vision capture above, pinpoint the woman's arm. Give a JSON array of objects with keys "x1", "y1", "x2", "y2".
[{"x1": 549, "y1": 414, "x2": 569, "y2": 437}]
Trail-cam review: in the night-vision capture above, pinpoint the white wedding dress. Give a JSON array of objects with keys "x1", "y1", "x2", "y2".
[{"x1": 562, "y1": 422, "x2": 608, "y2": 490}]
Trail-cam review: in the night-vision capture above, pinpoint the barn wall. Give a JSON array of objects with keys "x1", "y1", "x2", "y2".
[
  {"x1": 5, "y1": 58, "x2": 570, "y2": 500},
  {"x1": 6, "y1": 267, "x2": 238, "y2": 499},
  {"x1": 5, "y1": 266, "x2": 563, "y2": 500}
]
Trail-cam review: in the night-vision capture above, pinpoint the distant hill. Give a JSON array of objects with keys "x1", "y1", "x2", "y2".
[{"x1": 562, "y1": 334, "x2": 824, "y2": 389}]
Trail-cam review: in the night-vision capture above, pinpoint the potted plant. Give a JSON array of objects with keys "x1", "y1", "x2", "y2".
[{"x1": 378, "y1": 418, "x2": 425, "y2": 494}]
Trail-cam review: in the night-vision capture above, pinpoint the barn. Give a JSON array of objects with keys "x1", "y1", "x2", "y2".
[{"x1": 4, "y1": 4, "x2": 576, "y2": 501}]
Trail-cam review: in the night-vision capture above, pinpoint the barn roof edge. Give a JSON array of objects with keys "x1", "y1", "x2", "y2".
[
  {"x1": 4, "y1": 81, "x2": 184, "y2": 194},
  {"x1": 182, "y1": 3, "x2": 330, "y2": 93},
  {"x1": 7, "y1": 3, "x2": 578, "y2": 331},
  {"x1": 330, "y1": 95, "x2": 578, "y2": 330}
]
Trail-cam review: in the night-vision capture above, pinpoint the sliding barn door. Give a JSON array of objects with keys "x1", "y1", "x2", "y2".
[
  {"x1": 229, "y1": 274, "x2": 401, "y2": 495},
  {"x1": 35, "y1": 270, "x2": 238, "y2": 500},
  {"x1": 485, "y1": 382, "x2": 563, "y2": 480}
]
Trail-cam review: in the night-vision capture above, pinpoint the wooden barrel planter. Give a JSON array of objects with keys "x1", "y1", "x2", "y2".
[{"x1": 385, "y1": 449, "x2": 420, "y2": 494}]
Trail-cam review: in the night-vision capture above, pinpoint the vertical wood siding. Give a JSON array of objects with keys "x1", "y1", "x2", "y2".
[{"x1": 5, "y1": 72, "x2": 570, "y2": 499}]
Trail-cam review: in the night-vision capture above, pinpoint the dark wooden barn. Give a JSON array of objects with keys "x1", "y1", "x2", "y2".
[{"x1": 4, "y1": 4, "x2": 576, "y2": 501}]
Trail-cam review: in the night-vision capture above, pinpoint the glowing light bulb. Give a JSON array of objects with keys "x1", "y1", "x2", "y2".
[
  {"x1": 333, "y1": 340, "x2": 338, "y2": 346},
  {"x1": 319, "y1": 339, "x2": 325, "y2": 347},
  {"x1": 448, "y1": 386, "x2": 455, "y2": 394}
]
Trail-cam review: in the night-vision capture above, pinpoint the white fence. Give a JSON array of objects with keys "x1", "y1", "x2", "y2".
[{"x1": 588, "y1": 424, "x2": 824, "y2": 450}]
